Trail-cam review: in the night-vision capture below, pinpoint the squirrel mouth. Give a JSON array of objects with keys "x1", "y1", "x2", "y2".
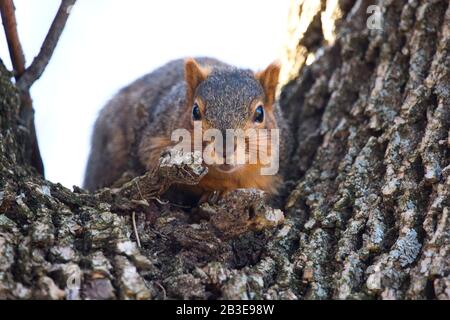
[{"x1": 215, "y1": 164, "x2": 242, "y2": 173}]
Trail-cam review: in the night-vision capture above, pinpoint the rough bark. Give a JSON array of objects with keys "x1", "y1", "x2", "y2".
[{"x1": 0, "y1": 0, "x2": 449, "y2": 300}]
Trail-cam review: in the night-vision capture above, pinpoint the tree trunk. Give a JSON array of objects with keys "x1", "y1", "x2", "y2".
[{"x1": 0, "y1": 0, "x2": 448, "y2": 300}]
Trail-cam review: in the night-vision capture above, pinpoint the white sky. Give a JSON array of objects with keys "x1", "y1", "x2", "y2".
[{"x1": 0, "y1": 0, "x2": 290, "y2": 188}]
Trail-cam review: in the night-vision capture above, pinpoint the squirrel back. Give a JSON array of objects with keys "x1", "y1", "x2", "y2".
[{"x1": 84, "y1": 57, "x2": 290, "y2": 199}]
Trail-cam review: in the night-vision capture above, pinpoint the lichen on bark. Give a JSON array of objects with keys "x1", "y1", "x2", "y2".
[{"x1": 0, "y1": 0, "x2": 449, "y2": 300}]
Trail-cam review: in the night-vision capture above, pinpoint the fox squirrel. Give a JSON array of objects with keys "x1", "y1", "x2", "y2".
[{"x1": 84, "y1": 57, "x2": 290, "y2": 200}]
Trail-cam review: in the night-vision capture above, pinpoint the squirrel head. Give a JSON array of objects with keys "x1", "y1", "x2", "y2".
[
  {"x1": 184, "y1": 58, "x2": 280, "y2": 133},
  {"x1": 183, "y1": 58, "x2": 281, "y2": 174}
]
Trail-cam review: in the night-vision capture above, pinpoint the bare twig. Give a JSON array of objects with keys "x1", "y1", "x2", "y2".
[
  {"x1": 131, "y1": 212, "x2": 141, "y2": 248},
  {"x1": 0, "y1": 0, "x2": 76, "y2": 175},
  {"x1": 0, "y1": 0, "x2": 26, "y2": 78},
  {"x1": 115, "y1": 151, "x2": 207, "y2": 202},
  {"x1": 0, "y1": 0, "x2": 45, "y2": 175},
  {"x1": 154, "y1": 282, "x2": 167, "y2": 300},
  {"x1": 103, "y1": 151, "x2": 207, "y2": 213},
  {"x1": 16, "y1": 0, "x2": 76, "y2": 91}
]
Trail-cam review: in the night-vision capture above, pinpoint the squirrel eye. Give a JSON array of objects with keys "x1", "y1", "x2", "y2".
[
  {"x1": 192, "y1": 103, "x2": 202, "y2": 121},
  {"x1": 254, "y1": 105, "x2": 264, "y2": 123}
]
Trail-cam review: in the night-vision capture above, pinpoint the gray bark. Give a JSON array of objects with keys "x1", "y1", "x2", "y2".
[{"x1": 0, "y1": 0, "x2": 449, "y2": 299}]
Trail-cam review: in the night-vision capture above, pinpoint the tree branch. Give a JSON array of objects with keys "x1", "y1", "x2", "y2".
[
  {"x1": 104, "y1": 150, "x2": 208, "y2": 212},
  {"x1": 16, "y1": 0, "x2": 76, "y2": 91},
  {"x1": 0, "y1": 0, "x2": 76, "y2": 176},
  {"x1": 0, "y1": 0, "x2": 26, "y2": 78}
]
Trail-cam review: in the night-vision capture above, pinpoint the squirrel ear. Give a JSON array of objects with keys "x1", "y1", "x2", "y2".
[
  {"x1": 185, "y1": 58, "x2": 209, "y2": 106},
  {"x1": 256, "y1": 61, "x2": 281, "y2": 107}
]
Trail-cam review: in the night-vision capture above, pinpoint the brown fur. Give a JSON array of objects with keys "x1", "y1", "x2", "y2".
[{"x1": 84, "y1": 57, "x2": 289, "y2": 201}]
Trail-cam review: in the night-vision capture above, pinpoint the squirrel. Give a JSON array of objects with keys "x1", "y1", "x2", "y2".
[{"x1": 83, "y1": 57, "x2": 290, "y2": 201}]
